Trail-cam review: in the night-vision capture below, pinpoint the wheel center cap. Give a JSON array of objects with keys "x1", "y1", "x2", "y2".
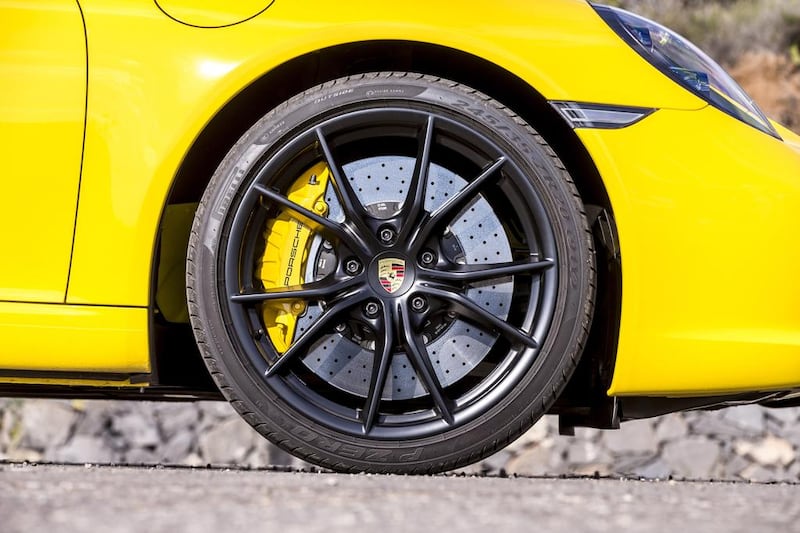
[
  {"x1": 378, "y1": 257, "x2": 406, "y2": 294},
  {"x1": 370, "y1": 254, "x2": 414, "y2": 297}
]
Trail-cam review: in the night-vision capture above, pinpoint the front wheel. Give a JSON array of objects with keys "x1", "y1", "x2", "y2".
[{"x1": 187, "y1": 73, "x2": 595, "y2": 473}]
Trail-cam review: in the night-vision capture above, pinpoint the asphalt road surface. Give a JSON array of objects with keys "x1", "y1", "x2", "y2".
[{"x1": 2, "y1": 463, "x2": 799, "y2": 533}]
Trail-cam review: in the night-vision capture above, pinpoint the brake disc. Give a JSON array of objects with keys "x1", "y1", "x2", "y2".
[{"x1": 292, "y1": 156, "x2": 514, "y2": 400}]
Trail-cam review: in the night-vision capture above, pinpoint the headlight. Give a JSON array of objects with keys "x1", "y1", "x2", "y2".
[{"x1": 593, "y1": 4, "x2": 780, "y2": 139}]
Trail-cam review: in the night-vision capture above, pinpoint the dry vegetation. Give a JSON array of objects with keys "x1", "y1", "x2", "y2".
[
  {"x1": 730, "y1": 51, "x2": 800, "y2": 128},
  {"x1": 615, "y1": 0, "x2": 800, "y2": 127}
]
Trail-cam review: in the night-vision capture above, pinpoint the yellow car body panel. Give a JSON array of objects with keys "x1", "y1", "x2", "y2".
[
  {"x1": 66, "y1": 0, "x2": 701, "y2": 308},
  {"x1": 0, "y1": 1, "x2": 85, "y2": 302},
  {"x1": 579, "y1": 107, "x2": 800, "y2": 395},
  {"x1": 2, "y1": 0, "x2": 800, "y2": 398},
  {"x1": 0, "y1": 302, "x2": 148, "y2": 375},
  {"x1": 155, "y1": 0, "x2": 274, "y2": 27}
]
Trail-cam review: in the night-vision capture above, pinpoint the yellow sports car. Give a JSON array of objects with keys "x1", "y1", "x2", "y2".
[{"x1": 3, "y1": 0, "x2": 800, "y2": 473}]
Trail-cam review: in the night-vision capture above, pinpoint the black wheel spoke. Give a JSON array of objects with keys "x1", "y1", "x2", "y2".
[
  {"x1": 413, "y1": 157, "x2": 506, "y2": 247},
  {"x1": 315, "y1": 128, "x2": 373, "y2": 238},
  {"x1": 361, "y1": 304, "x2": 395, "y2": 434},
  {"x1": 252, "y1": 183, "x2": 368, "y2": 254},
  {"x1": 398, "y1": 115, "x2": 435, "y2": 235},
  {"x1": 419, "y1": 286, "x2": 538, "y2": 349},
  {"x1": 230, "y1": 277, "x2": 361, "y2": 304},
  {"x1": 399, "y1": 304, "x2": 455, "y2": 425},
  {"x1": 265, "y1": 290, "x2": 370, "y2": 377},
  {"x1": 421, "y1": 258, "x2": 554, "y2": 284}
]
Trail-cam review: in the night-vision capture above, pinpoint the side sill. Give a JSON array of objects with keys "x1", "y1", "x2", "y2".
[
  {"x1": 0, "y1": 302, "x2": 151, "y2": 383},
  {"x1": 0, "y1": 370, "x2": 147, "y2": 387},
  {"x1": 0, "y1": 383, "x2": 222, "y2": 401}
]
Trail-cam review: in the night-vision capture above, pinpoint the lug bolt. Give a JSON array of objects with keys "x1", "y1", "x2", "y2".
[
  {"x1": 410, "y1": 296, "x2": 428, "y2": 313},
  {"x1": 378, "y1": 226, "x2": 396, "y2": 244},
  {"x1": 345, "y1": 258, "x2": 361, "y2": 275},
  {"x1": 420, "y1": 250, "x2": 436, "y2": 266},
  {"x1": 364, "y1": 302, "x2": 380, "y2": 318},
  {"x1": 313, "y1": 201, "x2": 328, "y2": 215}
]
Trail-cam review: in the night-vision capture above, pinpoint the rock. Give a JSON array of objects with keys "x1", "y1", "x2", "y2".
[
  {"x1": 566, "y1": 441, "x2": 609, "y2": 465},
  {"x1": 268, "y1": 444, "x2": 298, "y2": 467},
  {"x1": 570, "y1": 463, "x2": 612, "y2": 477},
  {"x1": 602, "y1": 420, "x2": 658, "y2": 455},
  {"x1": 612, "y1": 454, "x2": 654, "y2": 475},
  {"x1": 633, "y1": 459, "x2": 672, "y2": 480},
  {"x1": 786, "y1": 461, "x2": 800, "y2": 481},
  {"x1": 763, "y1": 467, "x2": 798, "y2": 483},
  {"x1": 765, "y1": 408, "x2": 799, "y2": 425},
  {"x1": 198, "y1": 401, "x2": 236, "y2": 421},
  {"x1": 506, "y1": 417, "x2": 551, "y2": 453},
  {"x1": 72, "y1": 403, "x2": 113, "y2": 436},
  {"x1": 155, "y1": 404, "x2": 201, "y2": 440},
  {"x1": 765, "y1": 418, "x2": 783, "y2": 437},
  {"x1": 686, "y1": 412, "x2": 756, "y2": 439},
  {"x1": 739, "y1": 464, "x2": 779, "y2": 483},
  {"x1": 5, "y1": 447, "x2": 43, "y2": 462},
  {"x1": 480, "y1": 450, "x2": 512, "y2": 473},
  {"x1": 244, "y1": 447, "x2": 272, "y2": 469},
  {"x1": 125, "y1": 447, "x2": 160, "y2": 465},
  {"x1": 721, "y1": 405, "x2": 765, "y2": 435},
  {"x1": 160, "y1": 431, "x2": 194, "y2": 464},
  {"x1": 53, "y1": 435, "x2": 115, "y2": 464},
  {"x1": 198, "y1": 417, "x2": 256, "y2": 464},
  {"x1": 655, "y1": 414, "x2": 689, "y2": 442},
  {"x1": 778, "y1": 424, "x2": 800, "y2": 447},
  {"x1": 574, "y1": 427, "x2": 601, "y2": 441},
  {"x1": 4, "y1": 399, "x2": 800, "y2": 482},
  {"x1": 451, "y1": 463, "x2": 486, "y2": 476},
  {"x1": 111, "y1": 411, "x2": 160, "y2": 448},
  {"x1": 505, "y1": 444, "x2": 554, "y2": 476},
  {"x1": 20, "y1": 400, "x2": 75, "y2": 451},
  {"x1": 734, "y1": 436, "x2": 795, "y2": 466},
  {"x1": 720, "y1": 453, "x2": 751, "y2": 480},
  {"x1": 182, "y1": 453, "x2": 205, "y2": 467},
  {"x1": 0, "y1": 405, "x2": 20, "y2": 451},
  {"x1": 662, "y1": 437, "x2": 720, "y2": 479}
]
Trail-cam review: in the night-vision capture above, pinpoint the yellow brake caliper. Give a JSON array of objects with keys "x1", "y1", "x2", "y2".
[{"x1": 258, "y1": 162, "x2": 331, "y2": 353}]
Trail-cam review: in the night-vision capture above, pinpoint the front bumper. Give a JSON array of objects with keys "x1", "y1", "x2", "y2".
[{"x1": 577, "y1": 105, "x2": 800, "y2": 396}]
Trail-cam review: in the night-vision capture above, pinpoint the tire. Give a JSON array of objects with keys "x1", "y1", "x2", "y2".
[{"x1": 187, "y1": 72, "x2": 595, "y2": 474}]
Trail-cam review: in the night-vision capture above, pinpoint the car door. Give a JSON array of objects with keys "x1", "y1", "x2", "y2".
[{"x1": 0, "y1": 1, "x2": 86, "y2": 302}]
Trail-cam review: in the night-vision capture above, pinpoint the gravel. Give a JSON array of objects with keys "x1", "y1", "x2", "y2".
[{"x1": 2, "y1": 398, "x2": 800, "y2": 481}]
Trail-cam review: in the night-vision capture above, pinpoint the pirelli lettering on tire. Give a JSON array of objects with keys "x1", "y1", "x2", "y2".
[{"x1": 290, "y1": 425, "x2": 421, "y2": 462}]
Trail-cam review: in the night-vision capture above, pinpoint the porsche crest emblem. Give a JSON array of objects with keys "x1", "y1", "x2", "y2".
[{"x1": 378, "y1": 258, "x2": 405, "y2": 294}]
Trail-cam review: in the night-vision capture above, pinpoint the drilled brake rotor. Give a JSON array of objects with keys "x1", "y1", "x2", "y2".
[{"x1": 290, "y1": 155, "x2": 514, "y2": 400}]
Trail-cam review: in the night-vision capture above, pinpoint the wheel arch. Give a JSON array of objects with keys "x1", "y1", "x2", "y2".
[{"x1": 150, "y1": 40, "x2": 622, "y2": 402}]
